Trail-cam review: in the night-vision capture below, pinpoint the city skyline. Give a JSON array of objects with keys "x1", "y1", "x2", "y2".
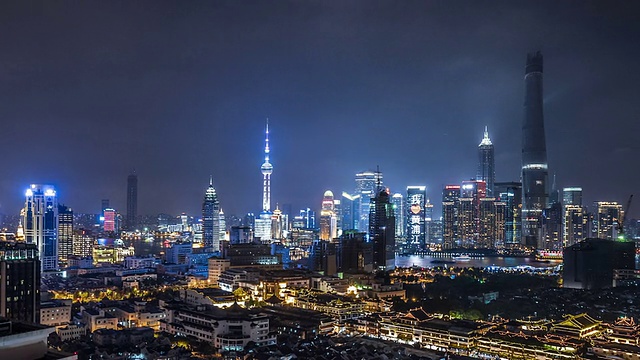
[{"x1": 1, "y1": 1, "x2": 639, "y2": 218}]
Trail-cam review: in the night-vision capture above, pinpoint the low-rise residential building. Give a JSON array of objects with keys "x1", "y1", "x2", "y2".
[
  {"x1": 56, "y1": 324, "x2": 86, "y2": 342},
  {"x1": 161, "y1": 303, "x2": 276, "y2": 351},
  {"x1": 40, "y1": 300, "x2": 72, "y2": 327},
  {"x1": 218, "y1": 268, "x2": 259, "y2": 292},
  {"x1": 81, "y1": 308, "x2": 118, "y2": 333},
  {"x1": 260, "y1": 270, "x2": 312, "y2": 299},
  {"x1": 92, "y1": 327, "x2": 154, "y2": 347},
  {"x1": 208, "y1": 258, "x2": 231, "y2": 286},
  {"x1": 123, "y1": 256, "x2": 156, "y2": 269},
  {"x1": 258, "y1": 305, "x2": 335, "y2": 339},
  {"x1": 367, "y1": 282, "x2": 406, "y2": 300},
  {"x1": 181, "y1": 288, "x2": 238, "y2": 308}
]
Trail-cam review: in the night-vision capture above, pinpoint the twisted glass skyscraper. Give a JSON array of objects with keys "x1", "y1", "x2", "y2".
[{"x1": 521, "y1": 51, "x2": 549, "y2": 249}]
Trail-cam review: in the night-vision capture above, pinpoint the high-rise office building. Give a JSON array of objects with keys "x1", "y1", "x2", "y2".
[
  {"x1": 57, "y1": 204, "x2": 73, "y2": 265},
  {"x1": 563, "y1": 187, "x2": 583, "y2": 207},
  {"x1": 254, "y1": 214, "x2": 272, "y2": 243},
  {"x1": 406, "y1": 186, "x2": 426, "y2": 250},
  {"x1": 202, "y1": 178, "x2": 221, "y2": 251},
  {"x1": 308, "y1": 240, "x2": 336, "y2": 275},
  {"x1": 244, "y1": 213, "x2": 255, "y2": 230},
  {"x1": 478, "y1": 198, "x2": 506, "y2": 249},
  {"x1": 595, "y1": 202, "x2": 623, "y2": 240},
  {"x1": 230, "y1": 226, "x2": 253, "y2": 244},
  {"x1": 355, "y1": 170, "x2": 382, "y2": 233},
  {"x1": 495, "y1": 182, "x2": 522, "y2": 249},
  {"x1": 23, "y1": 184, "x2": 58, "y2": 271},
  {"x1": 73, "y1": 229, "x2": 94, "y2": 258},
  {"x1": 477, "y1": 126, "x2": 495, "y2": 197},
  {"x1": 391, "y1": 193, "x2": 405, "y2": 239},
  {"x1": 369, "y1": 188, "x2": 396, "y2": 270},
  {"x1": 219, "y1": 208, "x2": 226, "y2": 240},
  {"x1": 319, "y1": 191, "x2": 338, "y2": 241},
  {"x1": 103, "y1": 208, "x2": 117, "y2": 233},
  {"x1": 563, "y1": 238, "x2": 635, "y2": 290},
  {"x1": 271, "y1": 206, "x2": 285, "y2": 240},
  {"x1": 126, "y1": 173, "x2": 138, "y2": 230},
  {"x1": 521, "y1": 51, "x2": 549, "y2": 249},
  {"x1": 542, "y1": 202, "x2": 563, "y2": 250},
  {"x1": 0, "y1": 241, "x2": 40, "y2": 322},
  {"x1": 562, "y1": 187, "x2": 584, "y2": 247},
  {"x1": 337, "y1": 232, "x2": 373, "y2": 273},
  {"x1": 564, "y1": 205, "x2": 586, "y2": 246},
  {"x1": 442, "y1": 185, "x2": 461, "y2": 249},
  {"x1": 425, "y1": 199, "x2": 434, "y2": 246},
  {"x1": 341, "y1": 192, "x2": 360, "y2": 231},
  {"x1": 458, "y1": 180, "x2": 487, "y2": 248}
]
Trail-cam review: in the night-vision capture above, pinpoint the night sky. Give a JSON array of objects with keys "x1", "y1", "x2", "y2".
[{"x1": 1, "y1": 1, "x2": 639, "y2": 218}]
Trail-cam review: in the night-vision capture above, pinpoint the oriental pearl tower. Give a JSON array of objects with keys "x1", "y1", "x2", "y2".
[{"x1": 261, "y1": 119, "x2": 273, "y2": 212}]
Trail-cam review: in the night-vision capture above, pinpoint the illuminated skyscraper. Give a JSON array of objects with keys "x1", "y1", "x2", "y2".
[
  {"x1": 271, "y1": 206, "x2": 285, "y2": 240},
  {"x1": 23, "y1": 184, "x2": 58, "y2": 271},
  {"x1": 564, "y1": 205, "x2": 586, "y2": 246},
  {"x1": 391, "y1": 193, "x2": 405, "y2": 239},
  {"x1": 219, "y1": 209, "x2": 227, "y2": 241},
  {"x1": 406, "y1": 186, "x2": 426, "y2": 250},
  {"x1": 521, "y1": 51, "x2": 549, "y2": 249},
  {"x1": 0, "y1": 241, "x2": 40, "y2": 322},
  {"x1": 478, "y1": 198, "x2": 506, "y2": 249},
  {"x1": 341, "y1": 192, "x2": 360, "y2": 231},
  {"x1": 495, "y1": 182, "x2": 522, "y2": 248},
  {"x1": 103, "y1": 208, "x2": 117, "y2": 232},
  {"x1": 562, "y1": 187, "x2": 583, "y2": 207},
  {"x1": 57, "y1": 204, "x2": 73, "y2": 265},
  {"x1": 458, "y1": 180, "x2": 487, "y2": 247},
  {"x1": 442, "y1": 185, "x2": 461, "y2": 249},
  {"x1": 595, "y1": 201, "x2": 623, "y2": 240},
  {"x1": 126, "y1": 173, "x2": 138, "y2": 230},
  {"x1": 355, "y1": 170, "x2": 382, "y2": 233},
  {"x1": 369, "y1": 188, "x2": 395, "y2": 270},
  {"x1": 477, "y1": 126, "x2": 495, "y2": 196},
  {"x1": 202, "y1": 177, "x2": 221, "y2": 250},
  {"x1": 562, "y1": 187, "x2": 585, "y2": 247},
  {"x1": 73, "y1": 229, "x2": 94, "y2": 258},
  {"x1": 319, "y1": 191, "x2": 338, "y2": 240}
]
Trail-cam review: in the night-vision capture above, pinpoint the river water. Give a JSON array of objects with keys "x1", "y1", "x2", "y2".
[
  {"x1": 132, "y1": 239, "x2": 565, "y2": 269},
  {"x1": 394, "y1": 254, "x2": 562, "y2": 269}
]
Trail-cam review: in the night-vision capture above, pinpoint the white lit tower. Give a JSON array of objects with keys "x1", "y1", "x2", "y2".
[{"x1": 262, "y1": 119, "x2": 273, "y2": 212}]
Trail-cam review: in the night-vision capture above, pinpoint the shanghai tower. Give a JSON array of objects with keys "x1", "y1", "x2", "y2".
[{"x1": 521, "y1": 51, "x2": 549, "y2": 249}]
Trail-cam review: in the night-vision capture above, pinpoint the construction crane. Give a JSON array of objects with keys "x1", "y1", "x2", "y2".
[{"x1": 617, "y1": 194, "x2": 634, "y2": 241}]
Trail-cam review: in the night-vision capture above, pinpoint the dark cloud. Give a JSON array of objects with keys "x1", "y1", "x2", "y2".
[{"x1": 1, "y1": 1, "x2": 639, "y2": 218}]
